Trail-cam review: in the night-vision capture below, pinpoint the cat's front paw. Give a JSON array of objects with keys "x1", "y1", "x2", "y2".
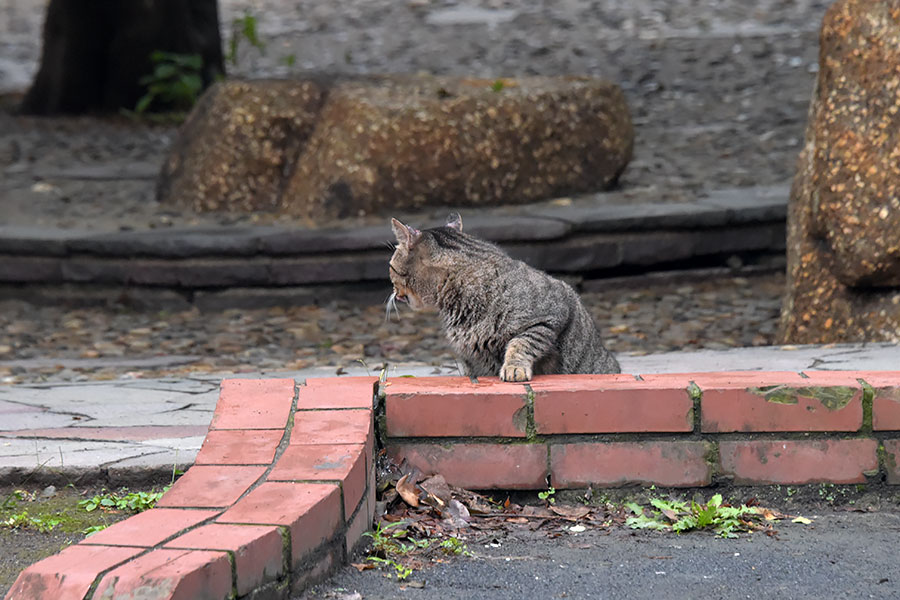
[{"x1": 500, "y1": 363, "x2": 532, "y2": 382}]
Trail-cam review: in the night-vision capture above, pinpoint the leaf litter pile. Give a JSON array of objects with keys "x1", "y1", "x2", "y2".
[{"x1": 363, "y1": 452, "x2": 810, "y2": 582}]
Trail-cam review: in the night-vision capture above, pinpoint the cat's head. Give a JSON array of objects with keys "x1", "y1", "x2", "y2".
[{"x1": 388, "y1": 213, "x2": 463, "y2": 312}]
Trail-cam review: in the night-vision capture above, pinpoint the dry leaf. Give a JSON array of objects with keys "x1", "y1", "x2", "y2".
[
  {"x1": 792, "y1": 516, "x2": 812, "y2": 525},
  {"x1": 506, "y1": 517, "x2": 529, "y2": 524},
  {"x1": 396, "y1": 474, "x2": 420, "y2": 507},
  {"x1": 351, "y1": 562, "x2": 374, "y2": 572},
  {"x1": 659, "y1": 508, "x2": 679, "y2": 522},
  {"x1": 420, "y1": 474, "x2": 451, "y2": 508},
  {"x1": 550, "y1": 505, "x2": 591, "y2": 520},
  {"x1": 442, "y1": 498, "x2": 471, "y2": 528}
]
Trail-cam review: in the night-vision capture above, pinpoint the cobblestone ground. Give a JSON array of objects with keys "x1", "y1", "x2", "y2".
[{"x1": 0, "y1": 272, "x2": 784, "y2": 384}]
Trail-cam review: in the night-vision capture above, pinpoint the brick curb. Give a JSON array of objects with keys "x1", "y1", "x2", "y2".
[
  {"x1": 384, "y1": 371, "x2": 900, "y2": 489},
  {"x1": 8, "y1": 368, "x2": 900, "y2": 599},
  {"x1": 5, "y1": 376, "x2": 378, "y2": 600}
]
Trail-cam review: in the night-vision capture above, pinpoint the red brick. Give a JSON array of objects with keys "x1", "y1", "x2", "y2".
[
  {"x1": 385, "y1": 376, "x2": 528, "y2": 437},
  {"x1": 699, "y1": 371, "x2": 862, "y2": 432},
  {"x1": 80, "y1": 508, "x2": 219, "y2": 547},
  {"x1": 94, "y1": 548, "x2": 231, "y2": 600},
  {"x1": 5, "y1": 544, "x2": 142, "y2": 600},
  {"x1": 268, "y1": 443, "x2": 367, "y2": 517},
  {"x1": 884, "y1": 439, "x2": 900, "y2": 485},
  {"x1": 166, "y1": 523, "x2": 284, "y2": 597},
  {"x1": 291, "y1": 409, "x2": 373, "y2": 446},
  {"x1": 291, "y1": 544, "x2": 341, "y2": 597},
  {"x1": 387, "y1": 442, "x2": 547, "y2": 489},
  {"x1": 719, "y1": 439, "x2": 879, "y2": 484},
  {"x1": 156, "y1": 465, "x2": 266, "y2": 509},
  {"x1": 297, "y1": 377, "x2": 378, "y2": 409},
  {"x1": 550, "y1": 441, "x2": 712, "y2": 488},
  {"x1": 530, "y1": 375, "x2": 693, "y2": 433},
  {"x1": 345, "y1": 489, "x2": 373, "y2": 558},
  {"x1": 218, "y1": 482, "x2": 341, "y2": 566},
  {"x1": 194, "y1": 429, "x2": 283, "y2": 465},
  {"x1": 211, "y1": 378, "x2": 294, "y2": 430},
  {"x1": 687, "y1": 371, "x2": 807, "y2": 387},
  {"x1": 856, "y1": 371, "x2": 900, "y2": 431}
]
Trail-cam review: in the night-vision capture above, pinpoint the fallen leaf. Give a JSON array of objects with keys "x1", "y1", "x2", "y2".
[
  {"x1": 506, "y1": 517, "x2": 529, "y2": 524},
  {"x1": 659, "y1": 508, "x2": 679, "y2": 522},
  {"x1": 568, "y1": 525, "x2": 587, "y2": 533},
  {"x1": 792, "y1": 516, "x2": 812, "y2": 525},
  {"x1": 420, "y1": 474, "x2": 451, "y2": 508},
  {"x1": 442, "y1": 498, "x2": 471, "y2": 528},
  {"x1": 549, "y1": 505, "x2": 591, "y2": 520},
  {"x1": 351, "y1": 562, "x2": 374, "y2": 572},
  {"x1": 396, "y1": 474, "x2": 420, "y2": 507}
]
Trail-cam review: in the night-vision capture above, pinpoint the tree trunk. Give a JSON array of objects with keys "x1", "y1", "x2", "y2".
[{"x1": 21, "y1": 0, "x2": 224, "y2": 115}]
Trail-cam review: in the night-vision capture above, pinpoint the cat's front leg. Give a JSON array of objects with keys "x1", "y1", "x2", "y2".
[{"x1": 500, "y1": 336, "x2": 542, "y2": 382}]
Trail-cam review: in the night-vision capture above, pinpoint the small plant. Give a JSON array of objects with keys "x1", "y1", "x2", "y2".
[
  {"x1": 538, "y1": 487, "x2": 556, "y2": 505},
  {"x1": 491, "y1": 79, "x2": 505, "y2": 92},
  {"x1": 626, "y1": 494, "x2": 761, "y2": 538},
  {"x1": 2, "y1": 489, "x2": 27, "y2": 510},
  {"x1": 135, "y1": 51, "x2": 203, "y2": 114},
  {"x1": 2, "y1": 511, "x2": 60, "y2": 533},
  {"x1": 440, "y1": 536, "x2": 473, "y2": 556},
  {"x1": 82, "y1": 524, "x2": 108, "y2": 537},
  {"x1": 367, "y1": 556, "x2": 413, "y2": 580},
  {"x1": 227, "y1": 11, "x2": 266, "y2": 65},
  {"x1": 79, "y1": 488, "x2": 167, "y2": 514},
  {"x1": 364, "y1": 521, "x2": 431, "y2": 555}
]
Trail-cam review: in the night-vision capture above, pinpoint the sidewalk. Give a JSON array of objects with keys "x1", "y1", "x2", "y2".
[{"x1": 2, "y1": 343, "x2": 898, "y2": 485}]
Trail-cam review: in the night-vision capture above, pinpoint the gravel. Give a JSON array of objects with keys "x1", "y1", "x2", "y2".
[{"x1": 0, "y1": 271, "x2": 785, "y2": 384}]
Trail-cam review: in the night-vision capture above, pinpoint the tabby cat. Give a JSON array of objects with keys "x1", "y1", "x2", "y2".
[{"x1": 388, "y1": 214, "x2": 620, "y2": 381}]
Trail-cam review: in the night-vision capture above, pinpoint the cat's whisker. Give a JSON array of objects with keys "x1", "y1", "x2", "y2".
[{"x1": 385, "y1": 291, "x2": 400, "y2": 322}]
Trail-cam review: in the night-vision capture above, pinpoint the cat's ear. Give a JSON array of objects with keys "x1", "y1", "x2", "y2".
[
  {"x1": 445, "y1": 213, "x2": 463, "y2": 232},
  {"x1": 391, "y1": 217, "x2": 421, "y2": 248}
]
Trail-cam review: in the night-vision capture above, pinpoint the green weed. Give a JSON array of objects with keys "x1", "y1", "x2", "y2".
[
  {"x1": 538, "y1": 487, "x2": 556, "y2": 505},
  {"x1": 135, "y1": 51, "x2": 203, "y2": 115},
  {"x1": 626, "y1": 494, "x2": 761, "y2": 538},
  {"x1": 227, "y1": 11, "x2": 266, "y2": 65},
  {"x1": 440, "y1": 536, "x2": 473, "y2": 556},
  {"x1": 79, "y1": 488, "x2": 167, "y2": 514},
  {"x1": 2, "y1": 511, "x2": 60, "y2": 533}
]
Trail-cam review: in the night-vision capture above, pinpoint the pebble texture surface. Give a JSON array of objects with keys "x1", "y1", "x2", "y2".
[
  {"x1": 158, "y1": 75, "x2": 633, "y2": 221},
  {"x1": 780, "y1": 0, "x2": 900, "y2": 343},
  {"x1": 285, "y1": 76, "x2": 632, "y2": 220}
]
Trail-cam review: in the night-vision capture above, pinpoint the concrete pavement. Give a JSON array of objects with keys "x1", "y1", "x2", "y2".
[{"x1": 1, "y1": 343, "x2": 899, "y2": 485}]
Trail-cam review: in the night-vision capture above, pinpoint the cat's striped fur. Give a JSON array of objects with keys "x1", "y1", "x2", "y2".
[{"x1": 388, "y1": 214, "x2": 620, "y2": 381}]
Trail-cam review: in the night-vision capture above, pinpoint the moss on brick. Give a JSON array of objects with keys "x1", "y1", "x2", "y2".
[
  {"x1": 688, "y1": 382, "x2": 701, "y2": 432},
  {"x1": 748, "y1": 385, "x2": 799, "y2": 405},
  {"x1": 523, "y1": 387, "x2": 537, "y2": 443},
  {"x1": 859, "y1": 379, "x2": 874, "y2": 433}
]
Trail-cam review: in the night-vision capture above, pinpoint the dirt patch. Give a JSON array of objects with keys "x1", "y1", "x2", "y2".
[{"x1": 0, "y1": 483, "x2": 169, "y2": 596}]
